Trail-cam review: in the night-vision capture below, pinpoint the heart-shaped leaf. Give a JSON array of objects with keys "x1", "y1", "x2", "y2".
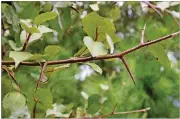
[
  {"x1": 2, "y1": 91, "x2": 26, "y2": 112},
  {"x1": 83, "y1": 36, "x2": 108, "y2": 57},
  {"x1": 82, "y1": 12, "x2": 120, "y2": 44}
]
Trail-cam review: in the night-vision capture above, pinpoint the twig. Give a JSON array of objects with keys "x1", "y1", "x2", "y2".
[
  {"x1": 95, "y1": 106, "x2": 150, "y2": 118},
  {"x1": 32, "y1": 99, "x2": 38, "y2": 118},
  {"x1": 35, "y1": 62, "x2": 48, "y2": 93},
  {"x1": 69, "y1": 6, "x2": 79, "y2": 13},
  {"x1": 1, "y1": 65, "x2": 21, "y2": 90},
  {"x1": 143, "y1": 1, "x2": 180, "y2": 26},
  {"x1": 143, "y1": 1, "x2": 163, "y2": 18},
  {"x1": 120, "y1": 57, "x2": 135, "y2": 84},
  {"x1": 141, "y1": 23, "x2": 146, "y2": 44},
  {"x1": 2, "y1": 31, "x2": 180, "y2": 66},
  {"x1": 22, "y1": 33, "x2": 31, "y2": 51}
]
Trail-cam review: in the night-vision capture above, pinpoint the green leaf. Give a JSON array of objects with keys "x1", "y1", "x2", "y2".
[
  {"x1": 2, "y1": 3, "x2": 10, "y2": 13},
  {"x1": 20, "y1": 22, "x2": 39, "y2": 33},
  {"x1": 83, "y1": 36, "x2": 108, "y2": 57},
  {"x1": 34, "y1": 12, "x2": 58, "y2": 25},
  {"x1": 87, "y1": 94, "x2": 101, "y2": 114},
  {"x1": 86, "y1": 63, "x2": 102, "y2": 74},
  {"x1": 9, "y1": 51, "x2": 33, "y2": 68},
  {"x1": 43, "y1": 2, "x2": 52, "y2": 12},
  {"x1": 2, "y1": 91, "x2": 26, "y2": 111},
  {"x1": 109, "y1": 7, "x2": 120, "y2": 21},
  {"x1": 82, "y1": 12, "x2": 119, "y2": 44},
  {"x1": 106, "y1": 33, "x2": 114, "y2": 54},
  {"x1": 148, "y1": 44, "x2": 171, "y2": 69},
  {"x1": 19, "y1": 2, "x2": 40, "y2": 19},
  {"x1": 34, "y1": 88, "x2": 53, "y2": 109},
  {"x1": 59, "y1": 7, "x2": 72, "y2": 30},
  {"x1": 44, "y1": 45, "x2": 61, "y2": 55}
]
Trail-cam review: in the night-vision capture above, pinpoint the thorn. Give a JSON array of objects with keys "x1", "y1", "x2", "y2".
[
  {"x1": 141, "y1": 23, "x2": 146, "y2": 44},
  {"x1": 120, "y1": 57, "x2": 135, "y2": 84}
]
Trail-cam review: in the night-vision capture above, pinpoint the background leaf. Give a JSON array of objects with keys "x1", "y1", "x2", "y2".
[
  {"x1": 87, "y1": 94, "x2": 101, "y2": 114},
  {"x1": 148, "y1": 44, "x2": 171, "y2": 69}
]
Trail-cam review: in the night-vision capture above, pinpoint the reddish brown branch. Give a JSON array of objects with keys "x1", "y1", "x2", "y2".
[
  {"x1": 35, "y1": 62, "x2": 48, "y2": 93},
  {"x1": 1, "y1": 65, "x2": 21, "y2": 90},
  {"x1": 32, "y1": 100, "x2": 38, "y2": 118},
  {"x1": 120, "y1": 57, "x2": 135, "y2": 84},
  {"x1": 22, "y1": 33, "x2": 31, "y2": 51},
  {"x1": 2, "y1": 31, "x2": 180, "y2": 66}
]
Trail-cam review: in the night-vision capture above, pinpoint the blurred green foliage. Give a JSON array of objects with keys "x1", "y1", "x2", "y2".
[{"x1": 1, "y1": 1, "x2": 180, "y2": 118}]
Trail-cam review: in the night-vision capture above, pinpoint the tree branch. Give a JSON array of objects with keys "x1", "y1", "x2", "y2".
[
  {"x1": 22, "y1": 33, "x2": 31, "y2": 51},
  {"x1": 35, "y1": 62, "x2": 48, "y2": 93},
  {"x1": 2, "y1": 31, "x2": 180, "y2": 66},
  {"x1": 95, "y1": 106, "x2": 150, "y2": 118}
]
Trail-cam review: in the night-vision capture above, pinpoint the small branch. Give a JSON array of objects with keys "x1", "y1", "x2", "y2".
[
  {"x1": 143, "y1": 1, "x2": 163, "y2": 18},
  {"x1": 141, "y1": 23, "x2": 146, "y2": 44},
  {"x1": 22, "y1": 33, "x2": 31, "y2": 51},
  {"x1": 1, "y1": 65, "x2": 21, "y2": 91},
  {"x1": 120, "y1": 57, "x2": 135, "y2": 84},
  {"x1": 32, "y1": 99, "x2": 38, "y2": 118},
  {"x1": 114, "y1": 107, "x2": 150, "y2": 115},
  {"x1": 35, "y1": 62, "x2": 48, "y2": 93},
  {"x1": 96, "y1": 107, "x2": 150, "y2": 118},
  {"x1": 2, "y1": 31, "x2": 180, "y2": 66},
  {"x1": 143, "y1": 1, "x2": 180, "y2": 26},
  {"x1": 69, "y1": 6, "x2": 79, "y2": 13}
]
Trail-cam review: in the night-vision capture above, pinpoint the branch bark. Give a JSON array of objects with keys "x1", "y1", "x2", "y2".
[{"x1": 2, "y1": 31, "x2": 180, "y2": 66}]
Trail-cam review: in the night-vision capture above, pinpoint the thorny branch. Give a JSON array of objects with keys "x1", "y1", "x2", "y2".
[
  {"x1": 2, "y1": 31, "x2": 180, "y2": 66},
  {"x1": 87, "y1": 103, "x2": 150, "y2": 118}
]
